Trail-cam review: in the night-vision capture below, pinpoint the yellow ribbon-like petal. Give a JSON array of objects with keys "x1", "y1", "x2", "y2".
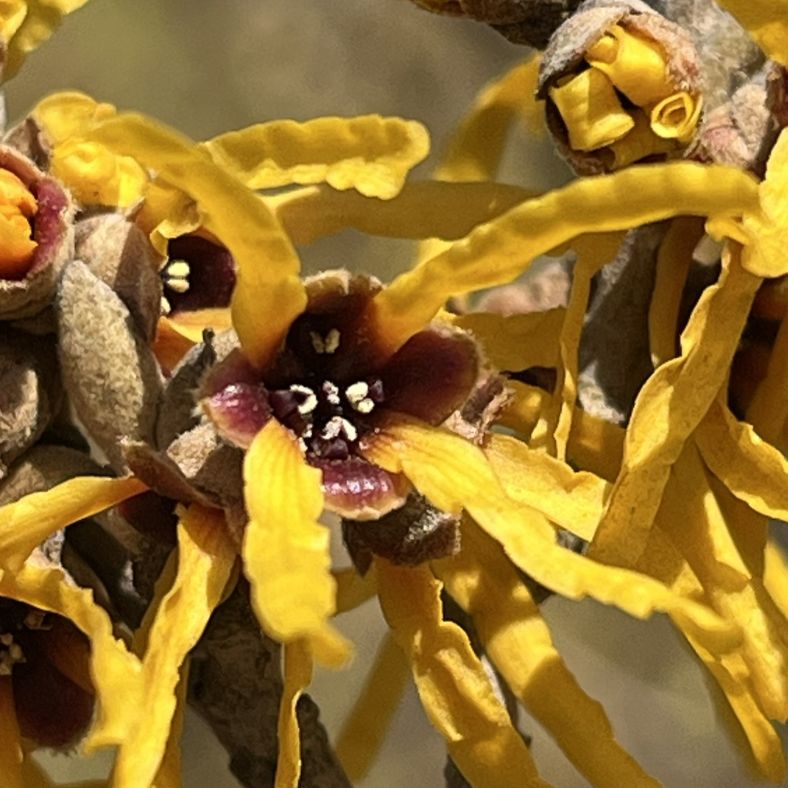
[
  {"x1": 268, "y1": 180, "x2": 533, "y2": 246},
  {"x1": 87, "y1": 113, "x2": 306, "y2": 369},
  {"x1": 0, "y1": 0, "x2": 90, "y2": 81},
  {"x1": 242, "y1": 420, "x2": 351, "y2": 667},
  {"x1": 591, "y1": 245, "x2": 760, "y2": 567},
  {"x1": 205, "y1": 116, "x2": 429, "y2": 199},
  {"x1": 0, "y1": 678, "x2": 23, "y2": 788},
  {"x1": 485, "y1": 433, "x2": 609, "y2": 542},
  {"x1": 765, "y1": 542, "x2": 788, "y2": 619},
  {"x1": 375, "y1": 559, "x2": 548, "y2": 788},
  {"x1": 495, "y1": 381, "x2": 550, "y2": 438},
  {"x1": 110, "y1": 505, "x2": 236, "y2": 786},
  {"x1": 362, "y1": 416, "x2": 741, "y2": 654},
  {"x1": 747, "y1": 313, "x2": 788, "y2": 448},
  {"x1": 436, "y1": 519, "x2": 659, "y2": 787},
  {"x1": 0, "y1": 475, "x2": 146, "y2": 571},
  {"x1": 150, "y1": 664, "x2": 189, "y2": 788},
  {"x1": 565, "y1": 408, "x2": 625, "y2": 482},
  {"x1": 715, "y1": 1, "x2": 788, "y2": 66},
  {"x1": 333, "y1": 567, "x2": 377, "y2": 615},
  {"x1": 696, "y1": 396, "x2": 788, "y2": 523},
  {"x1": 335, "y1": 633, "x2": 410, "y2": 781},
  {"x1": 275, "y1": 640, "x2": 314, "y2": 788},
  {"x1": 372, "y1": 163, "x2": 759, "y2": 355}
]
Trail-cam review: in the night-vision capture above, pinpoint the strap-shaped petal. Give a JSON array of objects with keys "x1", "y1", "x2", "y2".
[
  {"x1": 375, "y1": 559, "x2": 547, "y2": 788},
  {"x1": 150, "y1": 664, "x2": 189, "y2": 788},
  {"x1": 696, "y1": 396, "x2": 788, "y2": 522},
  {"x1": 0, "y1": 475, "x2": 146, "y2": 571},
  {"x1": 591, "y1": 245, "x2": 760, "y2": 567},
  {"x1": 333, "y1": 567, "x2": 377, "y2": 615},
  {"x1": 496, "y1": 381, "x2": 550, "y2": 438},
  {"x1": 485, "y1": 433, "x2": 609, "y2": 542},
  {"x1": 435, "y1": 519, "x2": 658, "y2": 786},
  {"x1": 362, "y1": 416, "x2": 740, "y2": 654},
  {"x1": 765, "y1": 542, "x2": 788, "y2": 618},
  {"x1": 87, "y1": 114, "x2": 306, "y2": 369},
  {"x1": 715, "y1": 1, "x2": 788, "y2": 66},
  {"x1": 0, "y1": 678, "x2": 23, "y2": 788},
  {"x1": 0, "y1": 562, "x2": 142, "y2": 750},
  {"x1": 205, "y1": 116, "x2": 429, "y2": 199},
  {"x1": 110, "y1": 505, "x2": 236, "y2": 785},
  {"x1": 335, "y1": 633, "x2": 409, "y2": 781},
  {"x1": 242, "y1": 420, "x2": 351, "y2": 667},
  {"x1": 566, "y1": 408, "x2": 625, "y2": 482},
  {"x1": 747, "y1": 314, "x2": 788, "y2": 446},
  {"x1": 1, "y1": 0, "x2": 90, "y2": 80},
  {"x1": 372, "y1": 163, "x2": 759, "y2": 355},
  {"x1": 268, "y1": 180, "x2": 532, "y2": 246},
  {"x1": 275, "y1": 641, "x2": 313, "y2": 788}
]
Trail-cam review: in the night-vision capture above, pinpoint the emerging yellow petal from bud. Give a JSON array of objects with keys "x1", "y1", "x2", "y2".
[
  {"x1": 586, "y1": 24, "x2": 672, "y2": 106},
  {"x1": 650, "y1": 91, "x2": 703, "y2": 143},
  {"x1": 607, "y1": 110, "x2": 678, "y2": 170},
  {"x1": 0, "y1": 169, "x2": 37, "y2": 280},
  {"x1": 548, "y1": 69, "x2": 634, "y2": 152}
]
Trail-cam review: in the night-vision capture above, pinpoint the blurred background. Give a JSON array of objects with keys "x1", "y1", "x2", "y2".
[{"x1": 6, "y1": 0, "x2": 785, "y2": 785}]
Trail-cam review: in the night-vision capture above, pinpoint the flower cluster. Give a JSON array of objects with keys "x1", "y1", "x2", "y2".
[{"x1": 0, "y1": 1, "x2": 786, "y2": 786}]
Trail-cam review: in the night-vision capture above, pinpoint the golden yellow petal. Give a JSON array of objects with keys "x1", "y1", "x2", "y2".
[
  {"x1": 1, "y1": 0, "x2": 90, "y2": 80},
  {"x1": 565, "y1": 408, "x2": 624, "y2": 482},
  {"x1": 715, "y1": 1, "x2": 788, "y2": 66},
  {"x1": 31, "y1": 91, "x2": 117, "y2": 144},
  {"x1": 591, "y1": 245, "x2": 760, "y2": 567},
  {"x1": 205, "y1": 116, "x2": 429, "y2": 199},
  {"x1": 447, "y1": 308, "x2": 564, "y2": 371},
  {"x1": 242, "y1": 420, "x2": 351, "y2": 667},
  {"x1": 0, "y1": 678, "x2": 23, "y2": 788},
  {"x1": 375, "y1": 559, "x2": 548, "y2": 788},
  {"x1": 335, "y1": 633, "x2": 409, "y2": 782},
  {"x1": 436, "y1": 519, "x2": 659, "y2": 786},
  {"x1": 110, "y1": 505, "x2": 236, "y2": 785},
  {"x1": 495, "y1": 381, "x2": 550, "y2": 438},
  {"x1": 606, "y1": 109, "x2": 677, "y2": 170},
  {"x1": 136, "y1": 178, "x2": 201, "y2": 258},
  {"x1": 372, "y1": 163, "x2": 760, "y2": 355},
  {"x1": 0, "y1": 562, "x2": 142, "y2": 750},
  {"x1": 0, "y1": 475, "x2": 146, "y2": 571},
  {"x1": 549, "y1": 69, "x2": 634, "y2": 152},
  {"x1": 362, "y1": 417, "x2": 740, "y2": 653},
  {"x1": 648, "y1": 217, "x2": 705, "y2": 368},
  {"x1": 150, "y1": 663, "x2": 189, "y2": 788},
  {"x1": 275, "y1": 640, "x2": 313, "y2": 788},
  {"x1": 649, "y1": 92, "x2": 703, "y2": 143},
  {"x1": 764, "y1": 541, "x2": 788, "y2": 619},
  {"x1": 87, "y1": 113, "x2": 306, "y2": 369},
  {"x1": 268, "y1": 180, "x2": 533, "y2": 246},
  {"x1": 333, "y1": 567, "x2": 377, "y2": 615},
  {"x1": 0, "y1": 1, "x2": 26, "y2": 51},
  {"x1": 586, "y1": 24, "x2": 672, "y2": 106},
  {"x1": 162, "y1": 307, "x2": 233, "y2": 344},
  {"x1": 696, "y1": 396, "x2": 788, "y2": 522},
  {"x1": 485, "y1": 433, "x2": 609, "y2": 542},
  {"x1": 747, "y1": 314, "x2": 788, "y2": 447}
]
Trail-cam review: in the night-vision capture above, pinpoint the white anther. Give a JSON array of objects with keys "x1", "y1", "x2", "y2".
[
  {"x1": 166, "y1": 278, "x2": 190, "y2": 294},
  {"x1": 322, "y1": 381, "x2": 340, "y2": 405},
  {"x1": 345, "y1": 381, "x2": 375, "y2": 414},
  {"x1": 321, "y1": 416, "x2": 357, "y2": 443},
  {"x1": 289, "y1": 384, "x2": 318, "y2": 415},
  {"x1": 310, "y1": 329, "x2": 341, "y2": 354},
  {"x1": 166, "y1": 260, "x2": 191, "y2": 279},
  {"x1": 160, "y1": 296, "x2": 172, "y2": 315}
]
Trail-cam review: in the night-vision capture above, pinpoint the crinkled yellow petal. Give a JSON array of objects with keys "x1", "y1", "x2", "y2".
[
  {"x1": 715, "y1": 1, "x2": 788, "y2": 66},
  {"x1": 275, "y1": 640, "x2": 313, "y2": 788},
  {"x1": 649, "y1": 92, "x2": 703, "y2": 143},
  {"x1": 485, "y1": 433, "x2": 609, "y2": 542},
  {"x1": 648, "y1": 216, "x2": 705, "y2": 367},
  {"x1": 267, "y1": 180, "x2": 533, "y2": 246},
  {"x1": 591, "y1": 246, "x2": 760, "y2": 567},
  {"x1": 435, "y1": 519, "x2": 659, "y2": 786},
  {"x1": 747, "y1": 313, "x2": 788, "y2": 446},
  {"x1": 447, "y1": 308, "x2": 564, "y2": 371},
  {"x1": 696, "y1": 396, "x2": 788, "y2": 522},
  {"x1": 496, "y1": 381, "x2": 550, "y2": 438},
  {"x1": 765, "y1": 542, "x2": 788, "y2": 619},
  {"x1": 110, "y1": 505, "x2": 236, "y2": 786},
  {"x1": 566, "y1": 408, "x2": 624, "y2": 482},
  {"x1": 0, "y1": 475, "x2": 146, "y2": 571},
  {"x1": 0, "y1": 678, "x2": 23, "y2": 788},
  {"x1": 0, "y1": 562, "x2": 142, "y2": 750},
  {"x1": 362, "y1": 417, "x2": 740, "y2": 653},
  {"x1": 372, "y1": 163, "x2": 759, "y2": 355},
  {"x1": 333, "y1": 567, "x2": 377, "y2": 615},
  {"x1": 87, "y1": 114, "x2": 306, "y2": 369},
  {"x1": 0, "y1": 1, "x2": 26, "y2": 49},
  {"x1": 32, "y1": 91, "x2": 116, "y2": 143},
  {"x1": 659, "y1": 447, "x2": 788, "y2": 720},
  {"x1": 150, "y1": 663, "x2": 189, "y2": 788},
  {"x1": 335, "y1": 633, "x2": 409, "y2": 781},
  {"x1": 242, "y1": 420, "x2": 351, "y2": 667},
  {"x1": 375, "y1": 559, "x2": 547, "y2": 788},
  {"x1": 741, "y1": 128, "x2": 788, "y2": 278},
  {"x1": 586, "y1": 24, "x2": 672, "y2": 106},
  {"x1": 204, "y1": 116, "x2": 429, "y2": 200},
  {"x1": 1, "y1": 0, "x2": 90, "y2": 80},
  {"x1": 549, "y1": 69, "x2": 635, "y2": 152},
  {"x1": 136, "y1": 178, "x2": 201, "y2": 257}
]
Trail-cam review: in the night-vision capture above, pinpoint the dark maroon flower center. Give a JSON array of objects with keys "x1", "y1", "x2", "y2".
[{"x1": 0, "y1": 599, "x2": 49, "y2": 676}]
